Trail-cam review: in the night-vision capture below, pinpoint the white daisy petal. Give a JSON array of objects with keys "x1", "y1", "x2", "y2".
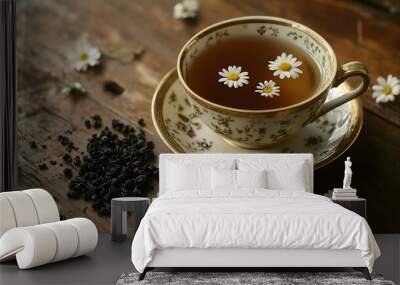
[
  {"x1": 295, "y1": 68, "x2": 303, "y2": 73},
  {"x1": 74, "y1": 62, "x2": 86, "y2": 71},
  {"x1": 392, "y1": 85, "x2": 400, "y2": 95},
  {"x1": 377, "y1": 76, "x2": 386, "y2": 86},
  {"x1": 290, "y1": 70, "x2": 299, "y2": 79},
  {"x1": 185, "y1": 0, "x2": 198, "y2": 10},
  {"x1": 372, "y1": 85, "x2": 383, "y2": 91},
  {"x1": 89, "y1": 48, "x2": 100, "y2": 57},
  {"x1": 88, "y1": 59, "x2": 99, "y2": 66},
  {"x1": 292, "y1": 61, "x2": 302, "y2": 67},
  {"x1": 387, "y1": 74, "x2": 394, "y2": 84},
  {"x1": 390, "y1": 77, "x2": 400, "y2": 86}
]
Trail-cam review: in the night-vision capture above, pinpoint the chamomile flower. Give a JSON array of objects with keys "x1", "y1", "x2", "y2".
[
  {"x1": 174, "y1": 0, "x2": 199, "y2": 19},
  {"x1": 268, "y1": 52, "x2": 303, "y2": 79},
  {"x1": 255, "y1": 80, "x2": 280, "y2": 98},
  {"x1": 218, "y1": 65, "x2": 249, "y2": 88},
  {"x1": 73, "y1": 42, "x2": 101, "y2": 72},
  {"x1": 61, "y1": 82, "x2": 87, "y2": 96},
  {"x1": 372, "y1": 74, "x2": 400, "y2": 103}
]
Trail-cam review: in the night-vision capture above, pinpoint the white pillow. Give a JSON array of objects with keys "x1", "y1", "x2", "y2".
[
  {"x1": 211, "y1": 168, "x2": 236, "y2": 190},
  {"x1": 238, "y1": 159, "x2": 309, "y2": 191},
  {"x1": 166, "y1": 160, "x2": 236, "y2": 192},
  {"x1": 211, "y1": 169, "x2": 267, "y2": 190},
  {"x1": 268, "y1": 166, "x2": 307, "y2": 191},
  {"x1": 236, "y1": 169, "x2": 267, "y2": 189},
  {"x1": 167, "y1": 163, "x2": 211, "y2": 191}
]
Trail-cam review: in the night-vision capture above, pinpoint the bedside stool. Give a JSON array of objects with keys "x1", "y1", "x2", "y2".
[
  {"x1": 328, "y1": 195, "x2": 367, "y2": 219},
  {"x1": 111, "y1": 197, "x2": 150, "y2": 242}
]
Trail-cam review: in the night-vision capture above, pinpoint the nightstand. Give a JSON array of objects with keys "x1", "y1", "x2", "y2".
[
  {"x1": 111, "y1": 197, "x2": 150, "y2": 242},
  {"x1": 327, "y1": 195, "x2": 367, "y2": 219}
]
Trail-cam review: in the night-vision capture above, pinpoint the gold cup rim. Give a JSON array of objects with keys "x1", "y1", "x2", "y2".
[{"x1": 177, "y1": 16, "x2": 338, "y2": 117}]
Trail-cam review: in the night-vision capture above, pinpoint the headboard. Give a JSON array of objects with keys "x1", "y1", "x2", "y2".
[{"x1": 159, "y1": 153, "x2": 314, "y2": 195}]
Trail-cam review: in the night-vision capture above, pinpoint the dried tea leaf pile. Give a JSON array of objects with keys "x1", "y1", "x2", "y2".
[{"x1": 67, "y1": 117, "x2": 158, "y2": 216}]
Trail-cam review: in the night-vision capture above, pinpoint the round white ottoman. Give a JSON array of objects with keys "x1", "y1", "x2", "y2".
[
  {"x1": 0, "y1": 189, "x2": 59, "y2": 237},
  {"x1": 0, "y1": 218, "x2": 98, "y2": 269}
]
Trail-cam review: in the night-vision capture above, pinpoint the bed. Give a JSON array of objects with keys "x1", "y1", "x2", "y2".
[{"x1": 131, "y1": 154, "x2": 380, "y2": 280}]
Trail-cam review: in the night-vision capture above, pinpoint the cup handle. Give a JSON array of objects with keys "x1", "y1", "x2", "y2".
[{"x1": 312, "y1": 61, "x2": 369, "y2": 119}]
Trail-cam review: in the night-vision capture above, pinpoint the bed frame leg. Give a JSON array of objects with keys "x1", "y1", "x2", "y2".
[
  {"x1": 138, "y1": 268, "x2": 148, "y2": 281},
  {"x1": 354, "y1": 267, "x2": 371, "y2": 280}
]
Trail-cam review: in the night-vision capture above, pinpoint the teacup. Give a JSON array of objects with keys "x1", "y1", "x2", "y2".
[{"x1": 177, "y1": 16, "x2": 368, "y2": 149}]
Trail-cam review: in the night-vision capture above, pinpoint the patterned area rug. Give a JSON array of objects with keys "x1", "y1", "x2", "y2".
[{"x1": 116, "y1": 272, "x2": 395, "y2": 285}]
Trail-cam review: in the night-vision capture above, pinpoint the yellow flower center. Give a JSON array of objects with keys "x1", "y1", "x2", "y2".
[
  {"x1": 227, "y1": 73, "x2": 240, "y2": 81},
  {"x1": 80, "y1": 53, "x2": 89, "y2": 61},
  {"x1": 279, "y1": 62, "x2": 292, "y2": 71},
  {"x1": 383, "y1": 85, "x2": 392, "y2": 95},
  {"x1": 263, "y1": 86, "x2": 273, "y2": 94}
]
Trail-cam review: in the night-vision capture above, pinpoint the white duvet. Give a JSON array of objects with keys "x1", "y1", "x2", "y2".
[{"x1": 131, "y1": 190, "x2": 380, "y2": 273}]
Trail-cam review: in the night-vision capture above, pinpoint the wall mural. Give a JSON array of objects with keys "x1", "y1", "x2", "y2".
[{"x1": 9, "y1": 0, "x2": 400, "y2": 234}]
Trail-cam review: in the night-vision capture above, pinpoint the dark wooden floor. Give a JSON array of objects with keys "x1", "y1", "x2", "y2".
[
  {"x1": 0, "y1": 234, "x2": 399, "y2": 285},
  {"x1": 15, "y1": 0, "x2": 400, "y2": 233}
]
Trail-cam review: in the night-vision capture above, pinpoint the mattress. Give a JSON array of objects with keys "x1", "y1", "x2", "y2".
[{"x1": 131, "y1": 190, "x2": 380, "y2": 273}]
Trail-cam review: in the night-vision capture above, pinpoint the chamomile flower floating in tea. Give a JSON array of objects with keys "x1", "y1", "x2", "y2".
[
  {"x1": 268, "y1": 52, "x2": 303, "y2": 79},
  {"x1": 218, "y1": 65, "x2": 250, "y2": 88},
  {"x1": 372, "y1": 74, "x2": 399, "y2": 103},
  {"x1": 255, "y1": 80, "x2": 280, "y2": 98}
]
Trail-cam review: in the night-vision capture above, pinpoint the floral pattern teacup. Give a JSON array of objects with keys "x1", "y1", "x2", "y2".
[{"x1": 177, "y1": 16, "x2": 369, "y2": 149}]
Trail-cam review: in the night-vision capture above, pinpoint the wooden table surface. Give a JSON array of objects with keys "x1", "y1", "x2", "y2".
[{"x1": 16, "y1": 0, "x2": 400, "y2": 233}]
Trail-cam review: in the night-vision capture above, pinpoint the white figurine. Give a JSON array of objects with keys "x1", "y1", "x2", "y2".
[{"x1": 343, "y1": 157, "x2": 353, "y2": 189}]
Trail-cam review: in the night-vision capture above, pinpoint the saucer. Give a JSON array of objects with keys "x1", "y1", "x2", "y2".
[{"x1": 151, "y1": 69, "x2": 363, "y2": 169}]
